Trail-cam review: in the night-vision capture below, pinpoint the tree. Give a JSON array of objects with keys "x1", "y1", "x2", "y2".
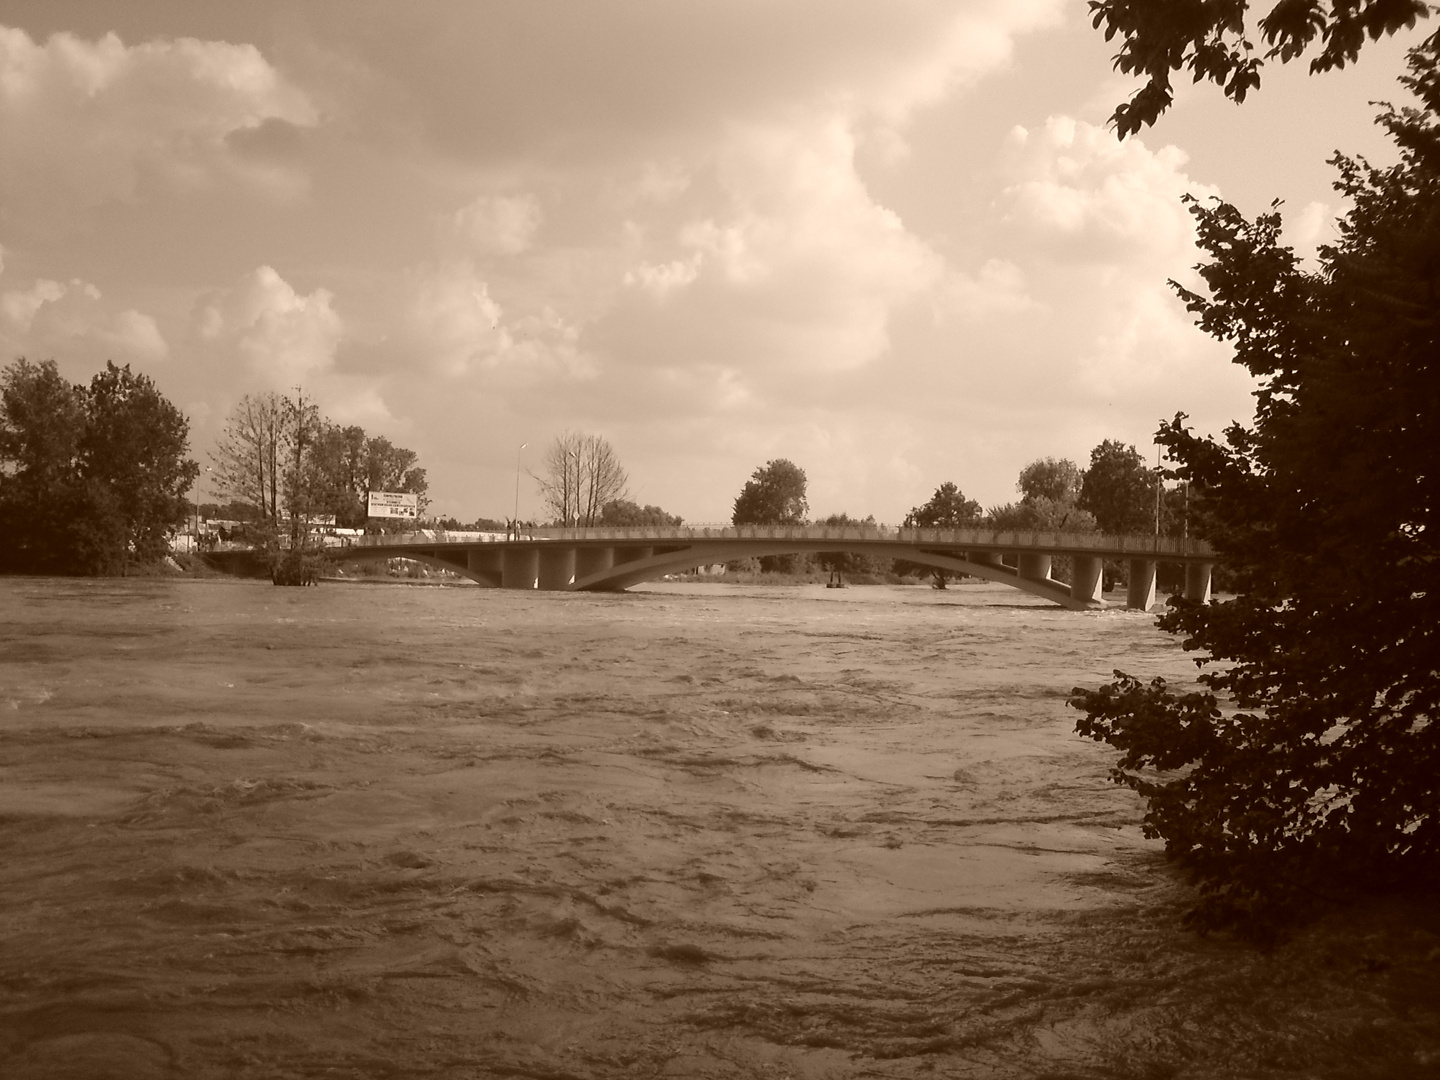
[
  {"x1": 213, "y1": 398, "x2": 427, "y2": 535},
  {"x1": 0, "y1": 358, "x2": 92, "y2": 573},
  {"x1": 211, "y1": 392, "x2": 285, "y2": 527},
  {"x1": 903, "y1": 481, "x2": 983, "y2": 587},
  {"x1": 1017, "y1": 457, "x2": 1084, "y2": 505},
  {"x1": 1089, "y1": 0, "x2": 1431, "y2": 136},
  {"x1": 732, "y1": 459, "x2": 808, "y2": 573},
  {"x1": 986, "y1": 498, "x2": 1098, "y2": 533},
  {"x1": 80, "y1": 362, "x2": 198, "y2": 565},
  {"x1": 987, "y1": 457, "x2": 1096, "y2": 533},
  {"x1": 1079, "y1": 439, "x2": 1158, "y2": 535},
  {"x1": 537, "y1": 432, "x2": 629, "y2": 527},
  {"x1": 1070, "y1": 41, "x2": 1440, "y2": 937},
  {"x1": 0, "y1": 358, "x2": 196, "y2": 574},
  {"x1": 732, "y1": 459, "x2": 808, "y2": 525},
  {"x1": 815, "y1": 512, "x2": 890, "y2": 579},
  {"x1": 308, "y1": 424, "x2": 427, "y2": 529},
  {"x1": 597, "y1": 499, "x2": 683, "y2": 526},
  {"x1": 904, "y1": 481, "x2": 982, "y2": 528}
]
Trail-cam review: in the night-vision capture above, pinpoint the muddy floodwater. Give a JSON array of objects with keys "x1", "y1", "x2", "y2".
[{"x1": 2, "y1": 577, "x2": 1438, "y2": 1079}]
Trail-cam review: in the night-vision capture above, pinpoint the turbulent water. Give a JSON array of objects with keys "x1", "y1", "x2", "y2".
[{"x1": 1, "y1": 577, "x2": 1437, "y2": 1080}]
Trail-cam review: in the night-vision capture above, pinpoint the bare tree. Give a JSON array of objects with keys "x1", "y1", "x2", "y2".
[
  {"x1": 536, "y1": 432, "x2": 629, "y2": 526},
  {"x1": 210, "y1": 392, "x2": 285, "y2": 525},
  {"x1": 280, "y1": 386, "x2": 324, "y2": 540}
]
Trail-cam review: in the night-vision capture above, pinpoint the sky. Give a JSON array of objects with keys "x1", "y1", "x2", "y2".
[{"x1": 0, "y1": 1, "x2": 1426, "y2": 524}]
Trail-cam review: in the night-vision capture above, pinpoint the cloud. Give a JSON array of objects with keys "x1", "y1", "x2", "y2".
[
  {"x1": 288, "y1": 0, "x2": 1063, "y2": 167},
  {"x1": 999, "y1": 117, "x2": 1215, "y2": 266},
  {"x1": 2, "y1": 3, "x2": 1275, "y2": 526},
  {"x1": 0, "y1": 276, "x2": 168, "y2": 363},
  {"x1": 1, "y1": 279, "x2": 68, "y2": 333},
  {"x1": 99, "y1": 309, "x2": 168, "y2": 361},
  {"x1": 196, "y1": 266, "x2": 342, "y2": 387},
  {"x1": 1283, "y1": 199, "x2": 1336, "y2": 265},
  {"x1": 598, "y1": 116, "x2": 944, "y2": 388},
  {"x1": 453, "y1": 193, "x2": 543, "y2": 255},
  {"x1": 0, "y1": 24, "x2": 317, "y2": 222},
  {"x1": 402, "y1": 260, "x2": 594, "y2": 383}
]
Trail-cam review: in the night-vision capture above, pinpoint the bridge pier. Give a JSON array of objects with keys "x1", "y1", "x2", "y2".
[
  {"x1": 538, "y1": 547, "x2": 576, "y2": 590},
  {"x1": 1018, "y1": 553, "x2": 1052, "y2": 582},
  {"x1": 502, "y1": 547, "x2": 539, "y2": 589},
  {"x1": 1071, "y1": 555, "x2": 1104, "y2": 605},
  {"x1": 1127, "y1": 559, "x2": 1157, "y2": 610},
  {"x1": 1185, "y1": 561, "x2": 1213, "y2": 604},
  {"x1": 467, "y1": 547, "x2": 503, "y2": 586},
  {"x1": 576, "y1": 547, "x2": 614, "y2": 579}
]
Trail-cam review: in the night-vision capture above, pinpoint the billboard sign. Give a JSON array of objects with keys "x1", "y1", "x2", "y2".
[{"x1": 367, "y1": 491, "x2": 419, "y2": 519}]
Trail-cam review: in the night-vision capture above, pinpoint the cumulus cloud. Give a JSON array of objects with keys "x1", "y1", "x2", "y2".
[
  {"x1": 1283, "y1": 199, "x2": 1336, "y2": 264},
  {"x1": 196, "y1": 266, "x2": 342, "y2": 387},
  {"x1": 0, "y1": 24, "x2": 317, "y2": 221},
  {"x1": 403, "y1": 261, "x2": 593, "y2": 383},
  {"x1": 453, "y1": 193, "x2": 542, "y2": 255},
  {"x1": 999, "y1": 117, "x2": 1216, "y2": 266},
  {"x1": 1, "y1": 279, "x2": 68, "y2": 333},
  {"x1": 940, "y1": 259, "x2": 1037, "y2": 321},
  {"x1": 602, "y1": 116, "x2": 944, "y2": 385},
  {"x1": 0, "y1": 276, "x2": 168, "y2": 363}
]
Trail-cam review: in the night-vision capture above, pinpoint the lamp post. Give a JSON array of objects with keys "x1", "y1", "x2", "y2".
[
  {"x1": 192, "y1": 465, "x2": 213, "y2": 551},
  {"x1": 513, "y1": 442, "x2": 527, "y2": 539},
  {"x1": 566, "y1": 448, "x2": 581, "y2": 528}
]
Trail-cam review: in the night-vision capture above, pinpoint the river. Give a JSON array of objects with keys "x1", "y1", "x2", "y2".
[{"x1": 1, "y1": 577, "x2": 1436, "y2": 1079}]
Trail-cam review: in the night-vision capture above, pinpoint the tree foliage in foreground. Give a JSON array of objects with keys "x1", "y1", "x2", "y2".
[
  {"x1": 1090, "y1": 0, "x2": 1430, "y2": 136},
  {"x1": 1070, "y1": 39, "x2": 1440, "y2": 937},
  {"x1": 0, "y1": 359, "x2": 197, "y2": 574}
]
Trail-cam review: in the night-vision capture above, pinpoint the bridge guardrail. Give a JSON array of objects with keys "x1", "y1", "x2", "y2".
[{"x1": 353, "y1": 524, "x2": 1213, "y2": 559}]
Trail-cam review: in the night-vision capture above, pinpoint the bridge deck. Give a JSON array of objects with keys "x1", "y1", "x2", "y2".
[
  {"x1": 351, "y1": 524, "x2": 1213, "y2": 561},
  {"x1": 331, "y1": 525, "x2": 1214, "y2": 610}
]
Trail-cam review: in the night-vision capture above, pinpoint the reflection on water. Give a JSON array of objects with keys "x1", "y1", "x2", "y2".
[{"x1": 1, "y1": 577, "x2": 1436, "y2": 1079}]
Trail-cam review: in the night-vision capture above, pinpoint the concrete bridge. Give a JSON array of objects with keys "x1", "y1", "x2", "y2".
[{"x1": 337, "y1": 525, "x2": 1214, "y2": 610}]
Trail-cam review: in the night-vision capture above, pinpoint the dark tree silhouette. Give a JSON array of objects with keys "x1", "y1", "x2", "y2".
[{"x1": 1070, "y1": 40, "x2": 1440, "y2": 937}]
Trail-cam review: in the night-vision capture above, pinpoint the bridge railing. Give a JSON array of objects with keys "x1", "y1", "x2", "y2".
[{"x1": 354, "y1": 524, "x2": 1213, "y2": 559}]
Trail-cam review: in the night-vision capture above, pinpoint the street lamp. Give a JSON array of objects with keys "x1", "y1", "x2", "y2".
[
  {"x1": 513, "y1": 442, "x2": 527, "y2": 539},
  {"x1": 566, "y1": 448, "x2": 580, "y2": 528},
  {"x1": 193, "y1": 465, "x2": 213, "y2": 550}
]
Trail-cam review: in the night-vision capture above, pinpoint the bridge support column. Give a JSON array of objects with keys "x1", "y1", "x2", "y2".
[
  {"x1": 1018, "y1": 553, "x2": 1052, "y2": 582},
  {"x1": 502, "y1": 547, "x2": 538, "y2": 589},
  {"x1": 1127, "y1": 559, "x2": 1156, "y2": 610},
  {"x1": 576, "y1": 547, "x2": 614, "y2": 579},
  {"x1": 614, "y1": 546, "x2": 653, "y2": 565},
  {"x1": 538, "y1": 547, "x2": 576, "y2": 591},
  {"x1": 1185, "y1": 561, "x2": 1213, "y2": 604},
  {"x1": 1070, "y1": 555, "x2": 1104, "y2": 605},
  {"x1": 1123, "y1": 561, "x2": 1157, "y2": 613},
  {"x1": 467, "y1": 547, "x2": 503, "y2": 587}
]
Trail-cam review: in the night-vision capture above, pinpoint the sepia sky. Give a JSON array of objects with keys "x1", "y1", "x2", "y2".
[{"x1": 0, "y1": 1, "x2": 1423, "y2": 523}]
